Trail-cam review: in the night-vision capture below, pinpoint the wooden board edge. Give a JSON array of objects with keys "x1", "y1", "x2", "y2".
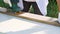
[{"x1": 0, "y1": 12, "x2": 60, "y2": 27}]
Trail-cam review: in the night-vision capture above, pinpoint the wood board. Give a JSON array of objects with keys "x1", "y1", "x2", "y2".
[{"x1": 0, "y1": 12, "x2": 60, "y2": 27}]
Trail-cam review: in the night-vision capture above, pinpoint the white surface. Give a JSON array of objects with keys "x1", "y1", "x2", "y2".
[
  {"x1": 58, "y1": 13, "x2": 60, "y2": 23},
  {"x1": 0, "y1": 13, "x2": 60, "y2": 34},
  {"x1": 36, "y1": 0, "x2": 49, "y2": 16}
]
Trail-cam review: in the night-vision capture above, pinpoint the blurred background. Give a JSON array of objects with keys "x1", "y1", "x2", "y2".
[
  {"x1": 0, "y1": 0, "x2": 58, "y2": 18},
  {"x1": 30, "y1": 0, "x2": 58, "y2": 18}
]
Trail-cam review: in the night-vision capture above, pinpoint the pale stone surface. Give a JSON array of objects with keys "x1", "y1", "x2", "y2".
[
  {"x1": 0, "y1": 7, "x2": 7, "y2": 12},
  {"x1": 0, "y1": 13, "x2": 60, "y2": 34}
]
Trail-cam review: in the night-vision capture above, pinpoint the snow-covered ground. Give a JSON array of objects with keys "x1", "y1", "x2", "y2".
[{"x1": 0, "y1": 13, "x2": 60, "y2": 34}]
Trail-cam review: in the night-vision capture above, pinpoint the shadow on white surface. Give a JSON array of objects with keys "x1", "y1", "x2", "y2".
[
  {"x1": 0, "y1": 25, "x2": 60, "y2": 34},
  {"x1": 0, "y1": 32, "x2": 6, "y2": 34},
  {"x1": 6, "y1": 26, "x2": 60, "y2": 34},
  {"x1": 0, "y1": 13, "x2": 14, "y2": 22},
  {"x1": 0, "y1": 13, "x2": 60, "y2": 34}
]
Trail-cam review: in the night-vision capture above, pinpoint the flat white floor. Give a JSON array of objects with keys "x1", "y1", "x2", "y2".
[{"x1": 0, "y1": 13, "x2": 60, "y2": 34}]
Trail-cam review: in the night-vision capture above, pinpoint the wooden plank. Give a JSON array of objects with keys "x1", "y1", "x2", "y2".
[{"x1": 0, "y1": 12, "x2": 60, "y2": 27}]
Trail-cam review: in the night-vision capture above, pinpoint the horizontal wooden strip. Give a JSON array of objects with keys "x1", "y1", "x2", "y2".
[{"x1": 0, "y1": 12, "x2": 60, "y2": 27}]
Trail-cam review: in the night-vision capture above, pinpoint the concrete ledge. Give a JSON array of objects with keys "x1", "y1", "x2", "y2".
[{"x1": 0, "y1": 12, "x2": 60, "y2": 27}]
